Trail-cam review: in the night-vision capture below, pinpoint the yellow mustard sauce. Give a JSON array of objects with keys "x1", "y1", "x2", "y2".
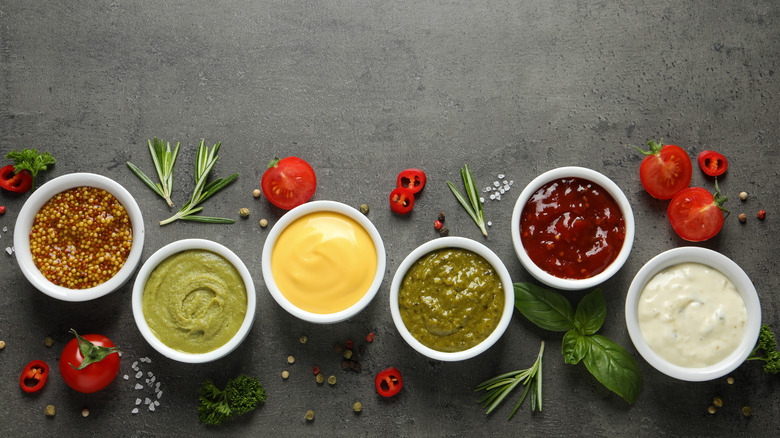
[{"x1": 271, "y1": 211, "x2": 377, "y2": 314}]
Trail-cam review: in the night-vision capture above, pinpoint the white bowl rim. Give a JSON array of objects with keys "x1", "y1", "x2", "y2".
[
  {"x1": 389, "y1": 236, "x2": 515, "y2": 362},
  {"x1": 14, "y1": 173, "x2": 145, "y2": 302},
  {"x1": 261, "y1": 200, "x2": 386, "y2": 324},
  {"x1": 131, "y1": 238, "x2": 257, "y2": 363},
  {"x1": 510, "y1": 166, "x2": 635, "y2": 291},
  {"x1": 625, "y1": 246, "x2": 762, "y2": 381}
]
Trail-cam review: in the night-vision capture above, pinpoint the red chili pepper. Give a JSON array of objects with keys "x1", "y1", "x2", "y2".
[
  {"x1": 697, "y1": 150, "x2": 728, "y2": 177},
  {"x1": 389, "y1": 187, "x2": 415, "y2": 215},
  {"x1": 375, "y1": 367, "x2": 403, "y2": 397},
  {"x1": 365, "y1": 332, "x2": 375, "y2": 342},
  {"x1": 20, "y1": 360, "x2": 50, "y2": 393},
  {"x1": 396, "y1": 169, "x2": 427, "y2": 194},
  {"x1": 0, "y1": 165, "x2": 33, "y2": 193}
]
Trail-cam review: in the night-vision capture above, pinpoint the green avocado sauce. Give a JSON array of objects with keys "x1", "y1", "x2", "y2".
[
  {"x1": 142, "y1": 249, "x2": 247, "y2": 354},
  {"x1": 398, "y1": 248, "x2": 504, "y2": 352}
]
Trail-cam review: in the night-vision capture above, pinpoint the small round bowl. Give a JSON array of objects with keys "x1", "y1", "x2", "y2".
[
  {"x1": 261, "y1": 200, "x2": 386, "y2": 324},
  {"x1": 14, "y1": 173, "x2": 145, "y2": 302},
  {"x1": 625, "y1": 247, "x2": 761, "y2": 381},
  {"x1": 389, "y1": 236, "x2": 514, "y2": 362},
  {"x1": 510, "y1": 166, "x2": 635, "y2": 291},
  {"x1": 132, "y1": 239, "x2": 256, "y2": 363}
]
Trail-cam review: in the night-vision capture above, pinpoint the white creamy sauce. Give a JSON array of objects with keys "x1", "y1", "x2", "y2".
[{"x1": 637, "y1": 262, "x2": 746, "y2": 368}]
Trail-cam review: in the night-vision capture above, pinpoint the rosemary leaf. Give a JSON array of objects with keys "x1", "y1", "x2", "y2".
[
  {"x1": 475, "y1": 341, "x2": 545, "y2": 418},
  {"x1": 447, "y1": 164, "x2": 488, "y2": 236},
  {"x1": 127, "y1": 137, "x2": 179, "y2": 207},
  {"x1": 126, "y1": 161, "x2": 164, "y2": 199}
]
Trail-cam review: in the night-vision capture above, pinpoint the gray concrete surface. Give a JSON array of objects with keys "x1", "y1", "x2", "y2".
[{"x1": 1, "y1": 1, "x2": 779, "y2": 436}]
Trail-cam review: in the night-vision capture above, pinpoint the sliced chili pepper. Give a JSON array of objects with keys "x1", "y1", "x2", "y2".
[
  {"x1": 396, "y1": 168, "x2": 427, "y2": 194},
  {"x1": 375, "y1": 367, "x2": 403, "y2": 397},
  {"x1": 20, "y1": 360, "x2": 50, "y2": 393},
  {"x1": 389, "y1": 187, "x2": 415, "y2": 215},
  {"x1": 697, "y1": 150, "x2": 728, "y2": 177},
  {"x1": 0, "y1": 165, "x2": 33, "y2": 193}
]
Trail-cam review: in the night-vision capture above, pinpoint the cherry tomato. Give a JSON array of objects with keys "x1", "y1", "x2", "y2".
[
  {"x1": 20, "y1": 360, "x2": 50, "y2": 393},
  {"x1": 667, "y1": 183, "x2": 728, "y2": 242},
  {"x1": 635, "y1": 140, "x2": 692, "y2": 199},
  {"x1": 389, "y1": 187, "x2": 415, "y2": 215},
  {"x1": 261, "y1": 157, "x2": 317, "y2": 210},
  {"x1": 697, "y1": 150, "x2": 728, "y2": 177},
  {"x1": 396, "y1": 169, "x2": 426, "y2": 194},
  {"x1": 59, "y1": 330, "x2": 120, "y2": 393},
  {"x1": 375, "y1": 367, "x2": 403, "y2": 397},
  {"x1": 0, "y1": 165, "x2": 33, "y2": 193}
]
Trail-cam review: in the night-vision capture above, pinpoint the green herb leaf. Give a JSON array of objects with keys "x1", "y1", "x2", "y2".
[
  {"x1": 513, "y1": 282, "x2": 575, "y2": 332},
  {"x1": 562, "y1": 329, "x2": 588, "y2": 365},
  {"x1": 581, "y1": 335, "x2": 643, "y2": 404},
  {"x1": 127, "y1": 138, "x2": 179, "y2": 206},
  {"x1": 447, "y1": 163, "x2": 488, "y2": 236},
  {"x1": 475, "y1": 341, "x2": 544, "y2": 418},
  {"x1": 573, "y1": 288, "x2": 607, "y2": 335},
  {"x1": 6, "y1": 148, "x2": 56, "y2": 191}
]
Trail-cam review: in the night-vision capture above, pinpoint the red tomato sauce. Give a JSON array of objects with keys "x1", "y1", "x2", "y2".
[{"x1": 520, "y1": 177, "x2": 625, "y2": 279}]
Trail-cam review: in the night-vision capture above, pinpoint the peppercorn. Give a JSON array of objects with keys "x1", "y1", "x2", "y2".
[
  {"x1": 343, "y1": 349, "x2": 353, "y2": 360},
  {"x1": 365, "y1": 332, "x2": 375, "y2": 342},
  {"x1": 45, "y1": 405, "x2": 56, "y2": 417},
  {"x1": 352, "y1": 402, "x2": 363, "y2": 413},
  {"x1": 738, "y1": 213, "x2": 747, "y2": 223},
  {"x1": 315, "y1": 373, "x2": 325, "y2": 384},
  {"x1": 287, "y1": 355, "x2": 295, "y2": 364},
  {"x1": 253, "y1": 189, "x2": 262, "y2": 198},
  {"x1": 434, "y1": 220, "x2": 443, "y2": 230},
  {"x1": 44, "y1": 336, "x2": 54, "y2": 348},
  {"x1": 341, "y1": 360, "x2": 349, "y2": 370},
  {"x1": 439, "y1": 226, "x2": 450, "y2": 237},
  {"x1": 312, "y1": 366, "x2": 320, "y2": 375},
  {"x1": 360, "y1": 204, "x2": 370, "y2": 215},
  {"x1": 281, "y1": 370, "x2": 290, "y2": 379},
  {"x1": 739, "y1": 191, "x2": 748, "y2": 201},
  {"x1": 259, "y1": 218, "x2": 269, "y2": 228},
  {"x1": 304, "y1": 410, "x2": 315, "y2": 421},
  {"x1": 327, "y1": 375, "x2": 337, "y2": 385},
  {"x1": 81, "y1": 408, "x2": 89, "y2": 418},
  {"x1": 299, "y1": 335, "x2": 308, "y2": 344},
  {"x1": 438, "y1": 211, "x2": 445, "y2": 223},
  {"x1": 239, "y1": 207, "x2": 250, "y2": 218},
  {"x1": 345, "y1": 340, "x2": 354, "y2": 350},
  {"x1": 713, "y1": 396, "x2": 723, "y2": 407},
  {"x1": 349, "y1": 360, "x2": 362, "y2": 372},
  {"x1": 742, "y1": 406, "x2": 752, "y2": 417},
  {"x1": 707, "y1": 405, "x2": 716, "y2": 414},
  {"x1": 757, "y1": 210, "x2": 766, "y2": 220},
  {"x1": 0, "y1": 205, "x2": 5, "y2": 214}
]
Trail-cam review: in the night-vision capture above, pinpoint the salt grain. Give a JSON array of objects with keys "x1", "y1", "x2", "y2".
[
  {"x1": 123, "y1": 375, "x2": 129, "y2": 380},
  {"x1": 487, "y1": 221, "x2": 493, "y2": 226},
  {"x1": 154, "y1": 400, "x2": 160, "y2": 407},
  {"x1": 2, "y1": 226, "x2": 7, "y2": 232},
  {"x1": 131, "y1": 361, "x2": 138, "y2": 370},
  {"x1": 480, "y1": 197, "x2": 485, "y2": 203},
  {"x1": 157, "y1": 391, "x2": 163, "y2": 399},
  {"x1": 132, "y1": 408, "x2": 139, "y2": 414},
  {"x1": 134, "y1": 383, "x2": 143, "y2": 390},
  {"x1": 5, "y1": 247, "x2": 12, "y2": 255},
  {"x1": 498, "y1": 174, "x2": 505, "y2": 179},
  {"x1": 135, "y1": 398, "x2": 142, "y2": 405},
  {"x1": 145, "y1": 398, "x2": 151, "y2": 405},
  {"x1": 149, "y1": 404, "x2": 155, "y2": 412},
  {"x1": 148, "y1": 371, "x2": 153, "y2": 377},
  {"x1": 135, "y1": 371, "x2": 143, "y2": 379},
  {"x1": 493, "y1": 181, "x2": 500, "y2": 187}
]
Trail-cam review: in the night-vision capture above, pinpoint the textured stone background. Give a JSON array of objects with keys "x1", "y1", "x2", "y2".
[{"x1": 1, "y1": 1, "x2": 778, "y2": 436}]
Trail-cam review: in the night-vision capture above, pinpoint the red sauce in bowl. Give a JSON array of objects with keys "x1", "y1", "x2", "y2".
[{"x1": 520, "y1": 177, "x2": 625, "y2": 279}]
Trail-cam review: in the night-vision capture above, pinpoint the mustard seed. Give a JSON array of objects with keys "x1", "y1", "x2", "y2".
[
  {"x1": 727, "y1": 376, "x2": 735, "y2": 384},
  {"x1": 253, "y1": 189, "x2": 262, "y2": 198},
  {"x1": 81, "y1": 408, "x2": 89, "y2": 417},
  {"x1": 0, "y1": 340, "x2": 5, "y2": 349},
  {"x1": 707, "y1": 405, "x2": 716, "y2": 414},
  {"x1": 742, "y1": 406, "x2": 752, "y2": 417},
  {"x1": 739, "y1": 191, "x2": 748, "y2": 201},
  {"x1": 299, "y1": 335, "x2": 308, "y2": 344},
  {"x1": 44, "y1": 336, "x2": 54, "y2": 348},
  {"x1": 281, "y1": 370, "x2": 290, "y2": 379},
  {"x1": 352, "y1": 402, "x2": 363, "y2": 413},
  {"x1": 287, "y1": 355, "x2": 295, "y2": 364},
  {"x1": 239, "y1": 208, "x2": 250, "y2": 218},
  {"x1": 738, "y1": 213, "x2": 747, "y2": 223},
  {"x1": 259, "y1": 218, "x2": 269, "y2": 228},
  {"x1": 45, "y1": 405, "x2": 56, "y2": 416},
  {"x1": 713, "y1": 396, "x2": 723, "y2": 407},
  {"x1": 304, "y1": 410, "x2": 315, "y2": 421},
  {"x1": 327, "y1": 375, "x2": 337, "y2": 385},
  {"x1": 315, "y1": 373, "x2": 325, "y2": 384}
]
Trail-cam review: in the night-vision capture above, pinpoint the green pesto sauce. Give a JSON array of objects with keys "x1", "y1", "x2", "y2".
[
  {"x1": 398, "y1": 248, "x2": 504, "y2": 352},
  {"x1": 142, "y1": 250, "x2": 247, "y2": 354}
]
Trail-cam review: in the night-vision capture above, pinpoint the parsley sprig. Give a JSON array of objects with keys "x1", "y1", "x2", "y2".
[{"x1": 6, "y1": 148, "x2": 56, "y2": 191}]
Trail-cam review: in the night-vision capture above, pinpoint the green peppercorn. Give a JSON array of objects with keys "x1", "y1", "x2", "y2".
[
  {"x1": 353, "y1": 402, "x2": 363, "y2": 413},
  {"x1": 240, "y1": 207, "x2": 250, "y2": 218},
  {"x1": 316, "y1": 373, "x2": 325, "y2": 384},
  {"x1": 327, "y1": 375, "x2": 337, "y2": 385},
  {"x1": 360, "y1": 204, "x2": 370, "y2": 215},
  {"x1": 304, "y1": 410, "x2": 315, "y2": 421}
]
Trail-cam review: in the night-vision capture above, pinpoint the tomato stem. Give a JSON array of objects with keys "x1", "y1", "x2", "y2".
[{"x1": 68, "y1": 329, "x2": 120, "y2": 370}]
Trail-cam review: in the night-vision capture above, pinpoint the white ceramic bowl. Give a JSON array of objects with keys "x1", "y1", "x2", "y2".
[
  {"x1": 510, "y1": 166, "x2": 635, "y2": 291},
  {"x1": 14, "y1": 173, "x2": 145, "y2": 302},
  {"x1": 261, "y1": 200, "x2": 386, "y2": 324},
  {"x1": 132, "y1": 239, "x2": 256, "y2": 363},
  {"x1": 389, "y1": 236, "x2": 514, "y2": 362},
  {"x1": 625, "y1": 247, "x2": 761, "y2": 381}
]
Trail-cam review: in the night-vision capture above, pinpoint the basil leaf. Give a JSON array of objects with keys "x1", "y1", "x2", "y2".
[
  {"x1": 513, "y1": 283, "x2": 575, "y2": 332},
  {"x1": 573, "y1": 288, "x2": 607, "y2": 335},
  {"x1": 562, "y1": 329, "x2": 588, "y2": 365},
  {"x1": 581, "y1": 335, "x2": 643, "y2": 404}
]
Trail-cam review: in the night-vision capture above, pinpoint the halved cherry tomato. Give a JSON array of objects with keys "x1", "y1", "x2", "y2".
[
  {"x1": 396, "y1": 169, "x2": 426, "y2": 194},
  {"x1": 20, "y1": 360, "x2": 49, "y2": 393},
  {"x1": 634, "y1": 140, "x2": 692, "y2": 199},
  {"x1": 59, "y1": 329, "x2": 120, "y2": 393},
  {"x1": 375, "y1": 367, "x2": 403, "y2": 397},
  {"x1": 667, "y1": 182, "x2": 728, "y2": 242},
  {"x1": 697, "y1": 150, "x2": 728, "y2": 177},
  {"x1": 261, "y1": 157, "x2": 317, "y2": 210},
  {"x1": 389, "y1": 187, "x2": 415, "y2": 215},
  {"x1": 0, "y1": 165, "x2": 33, "y2": 193}
]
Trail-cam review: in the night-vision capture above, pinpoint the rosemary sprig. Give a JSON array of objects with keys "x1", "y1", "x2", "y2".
[
  {"x1": 447, "y1": 164, "x2": 488, "y2": 237},
  {"x1": 475, "y1": 341, "x2": 545, "y2": 418},
  {"x1": 159, "y1": 140, "x2": 238, "y2": 225},
  {"x1": 126, "y1": 138, "x2": 180, "y2": 207}
]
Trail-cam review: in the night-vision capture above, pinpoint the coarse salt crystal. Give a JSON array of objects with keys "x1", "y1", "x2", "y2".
[
  {"x1": 150, "y1": 376, "x2": 156, "y2": 384},
  {"x1": 132, "y1": 408, "x2": 139, "y2": 414},
  {"x1": 504, "y1": 185, "x2": 510, "y2": 191},
  {"x1": 495, "y1": 194, "x2": 501, "y2": 201},
  {"x1": 135, "y1": 398, "x2": 142, "y2": 405},
  {"x1": 2, "y1": 226, "x2": 7, "y2": 232},
  {"x1": 135, "y1": 371, "x2": 143, "y2": 379},
  {"x1": 488, "y1": 221, "x2": 493, "y2": 226},
  {"x1": 503, "y1": 180, "x2": 508, "y2": 185},
  {"x1": 489, "y1": 194, "x2": 495, "y2": 200},
  {"x1": 499, "y1": 188, "x2": 505, "y2": 194},
  {"x1": 148, "y1": 371, "x2": 153, "y2": 377},
  {"x1": 154, "y1": 400, "x2": 160, "y2": 407},
  {"x1": 5, "y1": 247, "x2": 12, "y2": 255},
  {"x1": 480, "y1": 197, "x2": 485, "y2": 203},
  {"x1": 509, "y1": 180, "x2": 514, "y2": 185},
  {"x1": 493, "y1": 181, "x2": 500, "y2": 187},
  {"x1": 149, "y1": 404, "x2": 155, "y2": 412},
  {"x1": 498, "y1": 174, "x2": 505, "y2": 179},
  {"x1": 123, "y1": 375, "x2": 129, "y2": 380},
  {"x1": 157, "y1": 391, "x2": 163, "y2": 399},
  {"x1": 134, "y1": 383, "x2": 143, "y2": 390},
  {"x1": 131, "y1": 361, "x2": 138, "y2": 370},
  {"x1": 484, "y1": 187, "x2": 492, "y2": 192},
  {"x1": 145, "y1": 398, "x2": 151, "y2": 405}
]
